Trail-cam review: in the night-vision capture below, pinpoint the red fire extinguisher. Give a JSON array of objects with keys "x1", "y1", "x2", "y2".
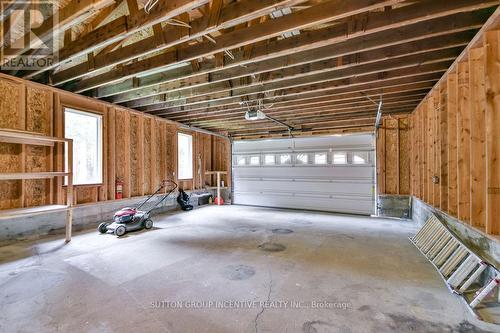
[{"x1": 116, "y1": 177, "x2": 124, "y2": 199}]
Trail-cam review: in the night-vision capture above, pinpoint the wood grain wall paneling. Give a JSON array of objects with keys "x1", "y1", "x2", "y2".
[
  {"x1": 484, "y1": 30, "x2": 500, "y2": 235},
  {"x1": 457, "y1": 61, "x2": 471, "y2": 223},
  {"x1": 469, "y1": 47, "x2": 487, "y2": 228},
  {"x1": 0, "y1": 73, "x2": 231, "y2": 212}
]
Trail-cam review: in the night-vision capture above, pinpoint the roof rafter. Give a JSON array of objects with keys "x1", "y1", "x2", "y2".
[{"x1": 22, "y1": 0, "x2": 211, "y2": 79}]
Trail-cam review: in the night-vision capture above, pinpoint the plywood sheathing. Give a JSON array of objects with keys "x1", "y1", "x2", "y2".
[{"x1": 0, "y1": 72, "x2": 230, "y2": 210}]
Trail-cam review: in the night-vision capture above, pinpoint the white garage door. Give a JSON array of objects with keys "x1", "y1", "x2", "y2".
[{"x1": 232, "y1": 134, "x2": 376, "y2": 215}]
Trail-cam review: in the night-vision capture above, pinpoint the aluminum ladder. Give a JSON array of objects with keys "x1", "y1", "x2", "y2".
[{"x1": 409, "y1": 214, "x2": 499, "y2": 312}]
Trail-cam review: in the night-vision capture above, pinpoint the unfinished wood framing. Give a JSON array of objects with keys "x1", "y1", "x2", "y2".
[
  {"x1": 376, "y1": 115, "x2": 410, "y2": 195},
  {"x1": 381, "y1": 15, "x2": 500, "y2": 236},
  {"x1": 1, "y1": 0, "x2": 500, "y2": 242},
  {"x1": 0, "y1": 73, "x2": 231, "y2": 211}
]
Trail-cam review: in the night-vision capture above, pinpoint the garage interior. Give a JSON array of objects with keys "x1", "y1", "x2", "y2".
[{"x1": 1, "y1": 0, "x2": 500, "y2": 332}]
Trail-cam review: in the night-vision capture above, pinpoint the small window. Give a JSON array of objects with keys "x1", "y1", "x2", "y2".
[
  {"x1": 353, "y1": 152, "x2": 369, "y2": 165},
  {"x1": 279, "y1": 154, "x2": 291, "y2": 165},
  {"x1": 333, "y1": 152, "x2": 347, "y2": 165},
  {"x1": 250, "y1": 156, "x2": 260, "y2": 165},
  {"x1": 178, "y1": 133, "x2": 193, "y2": 179},
  {"x1": 296, "y1": 153, "x2": 308, "y2": 164},
  {"x1": 65, "y1": 108, "x2": 103, "y2": 185},
  {"x1": 236, "y1": 156, "x2": 246, "y2": 166},
  {"x1": 264, "y1": 155, "x2": 275, "y2": 165},
  {"x1": 314, "y1": 153, "x2": 327, "y2": 165}
]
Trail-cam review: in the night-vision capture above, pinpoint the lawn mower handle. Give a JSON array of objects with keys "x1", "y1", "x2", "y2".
[
  {"x1": 146, "y1": 180, "x2": 178, "y2": 213},
  {"x1": 135, "y1": 179, "x2": 178, "y2": 211}
]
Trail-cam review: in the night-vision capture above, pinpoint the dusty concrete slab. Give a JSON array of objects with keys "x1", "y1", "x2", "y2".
[{"x1": 0, "y1": 205, "x2": 497, "y2": 333}]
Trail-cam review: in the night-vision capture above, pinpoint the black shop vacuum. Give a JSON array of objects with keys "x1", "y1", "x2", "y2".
[{"x1": 177, "y1": 189, "x2": 193, "y2": 211}]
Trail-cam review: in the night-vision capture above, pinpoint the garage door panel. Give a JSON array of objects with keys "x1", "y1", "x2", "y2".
[
  {"x1": 233, "y1": 179, "x2": 373, "y2": 195},
  {"x1": 232, "y1": 134, "x2": 375, "y2": 215},
  {"x1": 233, "y1": 193, "x2": 373, "y2": 215},
  {"x1": 234, "y1": 166, "x2": 373, "y2": 179}
]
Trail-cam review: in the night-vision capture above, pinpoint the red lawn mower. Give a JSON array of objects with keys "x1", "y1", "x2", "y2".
[{"x1": 98, "y1": 180, "x2": 178, "y2": 237}]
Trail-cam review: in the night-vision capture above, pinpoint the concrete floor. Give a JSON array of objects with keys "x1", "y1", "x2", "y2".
[{"x1": 0, "y1": 205, "x2": 497, "y2": 333}]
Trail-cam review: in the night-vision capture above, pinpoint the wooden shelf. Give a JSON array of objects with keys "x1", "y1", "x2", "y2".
[
  {"x1": 0, "y1": 172, "x2": 69, "y2": 180},
  {"x1": 0, "y1": 205, "x2": 70, "y2": 219},
  {"x1": 205, "y1": 171, "x2": 228, "y2": 175},
  {"x1": 0, "y1": 127, "x2": 74, "y2": 242},
  {"x1": 0, "y1": 129, "x2": 70, "y2": 146}
]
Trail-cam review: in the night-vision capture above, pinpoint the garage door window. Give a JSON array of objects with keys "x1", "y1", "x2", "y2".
[
  {"x1": 264, "y1": 155, "x2": 275, "y2": 165},
  {"x1": 353, "y1": 152, "x2": 369, "y2": 164},
  {"x1": 333, "y1": 152, "x2": 347, "y2": 165},
  {"x1": 250, "y1": 156, "x2": 260, "y2": 165},
  {"x1": 296, "y1": 153, "x2": 308, "y2": 164},
  {"x1": 279, "y1": 154, "x2": 291, "y2": 165},
  {"x1": 236, "y1": 156, "x2": 246, "y2": 166},
  {"x1": 314, "y1": 153, "x2": 327, "y2": 165}
]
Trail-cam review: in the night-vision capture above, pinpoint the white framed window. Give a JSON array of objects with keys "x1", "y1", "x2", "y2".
[
  {"x1": 178, "y1": 133, "x2": 193, "y2": 179},
  {"x1": 264, "y1": 154, "x2": 275, "y2": 165},
  {"x1": 353, "y1": 151, "x2": 369, "y2": 165},
  {"x1": 279, "y1": 154, "x2": 291, "y2": 165},
  {"x1": 236, "y1": 156, "x2": 246, "y2": 166},
  {"x1": 314, "y1": 153, "x2": 327, "y2": 165},
  {"x1": 250, "y1": 156, "x2": 260, "y2": 165},
  {"x1": 65, "y1": 108, "x2": 103, "y2": 185},
  {"x1": 333, "y1": 152, "x2": 347, "y2": 165},
  {"x1": 295, "y1": 153, "x2": 308, "y2": 164}
]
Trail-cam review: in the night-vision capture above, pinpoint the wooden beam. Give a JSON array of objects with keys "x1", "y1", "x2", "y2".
[
  {"x1": 92, "y1": 1, "x2": 492, "y2": 100},
  {"x1": 155, "y1": 73, "x2": 442, "y2": 120},
  {"x1": 109, "y1": 25, "x2": 476, "y2": 105},
  {"x1": 52, "y1": 0, "x2": 299, "y2": 85},
  {"x1": 484, "y1": 30, "x2": 500, "y2": 235},
  {"x1": 126, "y1": 0, "x2": 139, "y2": 15},
  {"x1": 199, "y1": 106, "x2": 416, "y2": 132},
  {"x1": 169, "y1": 88, "x2": 430, "y2": 122},
  {"x1": 447, "y1": 72, "x2": 458, "y2": 217},
  {"x1": 188, "y1": 98, "x2": 423, "y2": 127},
  {"x1": 121, "y1": 35, "x2": 469, "y2": 108},
  {"x1": 439, "y1": 81, "x2": 449, "y2": 211},
  {"x1": 71, "y1": 0, "x2": 404, "y2": 92},
  {"x1": 86, "y1": 0, "x2": 124, "y2": 32},
  {"x1": 427, "y1": 93, "x2": 434, "y2": 204},
  {"x1": 5, "y1": 0, "x2": 114, "y2": 58},
  {"x1": 457, "y1": 61, "x2": 471, "y2": 223},
  {"x1": 23, "y1": 0, "x2": 210, "y2": 79},
  {"x1": 177, "y1": 92, "x2": 428, "y2": 124},
  {"x1": 469, "y1": 47, "x2": 487, "y2": 228},
  {"x1": 70, "y1": 0, "x2": 493, "y2": 93},
  {"x1": 165, "y1": 81, "x2": 435, "y2": 118},
  {"x1": 146, "y1": 60, "x2": 450, "y2": 113},
  {"x1": 377, "y1": 119, "x2": 386, "y2": 194}
]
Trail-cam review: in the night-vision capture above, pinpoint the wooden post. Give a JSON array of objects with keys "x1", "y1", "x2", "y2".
[
  {"x1": 65, "y1": 139, "x2": 73, "y2": 243},
  {"x1": 216, "y1": 171, "x2": 221, "y2": 205},
  {"x1": 433, "y1": 89, "x2": 441, "y2": 208},
  {"x1": 484, "y1": 30, "x2": 500, "y2": 235},
  {"x1": 376, "y1": 120, "x2": 386, "y2": 194},
  {"x1": 457, "y1": 61, "x2": 471, "y2": 223},
  {"x1": 107, "y1": 107, "x2": 116, "y2": 200},
  {"x1": 447, "y1": 73, "x2": 458, "y2": 217},
  {"x1": 439, "y1": 81, "x2": 448, "y2": 212},
  {"x1": 427, "y1": 96, "x2": 434, "y2": 204},
  {"x1": 469, "y1": 47, "x2": 487, "y2": 228}
]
